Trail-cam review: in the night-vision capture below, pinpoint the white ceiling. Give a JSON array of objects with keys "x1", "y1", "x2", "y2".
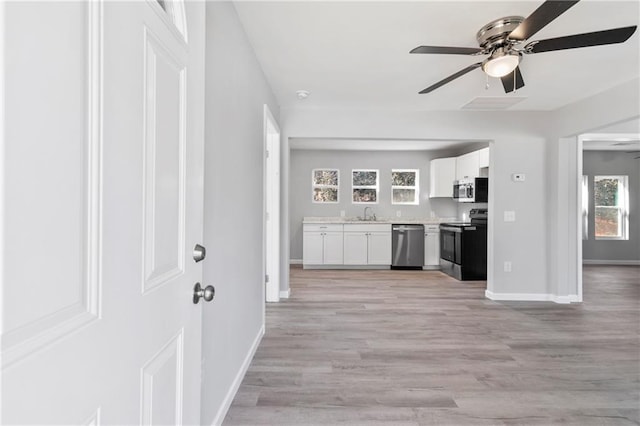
[{"x1": 233, "y1": 0, "x2": 640, "y2": 111}]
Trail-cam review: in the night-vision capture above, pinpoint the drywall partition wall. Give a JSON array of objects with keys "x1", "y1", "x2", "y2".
[
  {"x1": 545, "y1": 78, "x2": 640, "y2": 300},
  {"x1": 583, "y1": 150, "x2": 640, "y2": 263},
  {"x1": 289, "y1": 149, "x2": 459, "y2": 261},
  {"x1": 202, "y1": 3, "x2": 279, "y2": 425},
  {"x1": 280, "y1": 108, "x2": 550, "y2": 300}
]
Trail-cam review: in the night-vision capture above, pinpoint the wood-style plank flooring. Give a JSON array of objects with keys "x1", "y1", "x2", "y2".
[{"x1": 224, "y1": 266, "x2": 640, "y2": 425}]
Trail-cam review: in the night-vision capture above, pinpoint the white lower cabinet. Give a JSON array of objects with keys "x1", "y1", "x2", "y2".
[
  {"x1": 367, "y1": 232, "x2": 392, "y2": 265},
  {"x1": 343, "y1": 232, "x2": 368, "y2": 264},
  {"x1": 303, "y1": 232, "x2": 324, "y2": 265},
  {"x1": 322, "y1": 232, "x2": 344, "y2": 264},
  {"x1": 303, "y1": 224, "x2": 344, "y2": 266},
  {"x1": 343, "y1": 224, "x2": 391, "y2": 266},
  {"x1": 424, "y1": 225, "x2": 440, "y2": 269}
]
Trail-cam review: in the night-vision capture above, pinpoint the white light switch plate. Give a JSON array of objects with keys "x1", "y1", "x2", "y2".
[{"x1": 504, "y1": 211, "x2": 516, "y2": 222}]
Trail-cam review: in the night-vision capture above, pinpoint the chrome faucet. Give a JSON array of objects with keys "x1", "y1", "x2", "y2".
[{"x1": 363, "y1": 206, "x2": 375, "y2": 221}]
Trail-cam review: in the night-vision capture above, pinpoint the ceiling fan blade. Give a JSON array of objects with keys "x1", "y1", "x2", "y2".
[
  {"x1": 419, "y1": 63, "x2": 482, "y2": 94},
  {"x1": 526, "y1": 26, "x2": 637, "y2": 53},
  {"x1": 508, "y1": 0, "x2": 580, "y2": 41},
  {"x1": 501, "y1": 66, "x2": 525, "y2": 93},
  {"x1": 410, "y1": 46, "x2": 483, "y2": 55}
]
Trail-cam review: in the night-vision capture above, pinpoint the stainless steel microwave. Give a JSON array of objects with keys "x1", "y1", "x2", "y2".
[{"x1": 453, "y1": 177, "x2": 488, "y2": 203}]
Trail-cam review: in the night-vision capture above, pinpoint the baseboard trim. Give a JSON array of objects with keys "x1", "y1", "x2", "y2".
[
  {"x1": 485, "y1": 290, "x2": 581, "y2": 304},
  {"x1": 279, "y1": 289, "x2": 290, "y2": 298},
  {"x1": 303, "y1": 265, "x2": 390, "y2": 270},
  {"x1": 289, "y1": 259, "x2": 303, "y2": 265},
  {"x1": 583, "y1": 259, "x2": 640, "y2": 265},
  {"x1": 552, "y1": 294, "x2": 581, "y2": 304},
  {"x1": 211, "y1": 323, "x2": 265, "y2": 426}
]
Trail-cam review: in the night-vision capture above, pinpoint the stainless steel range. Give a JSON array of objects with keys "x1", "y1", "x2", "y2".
[{"x1": 439, "y1": 209, "x2": 487, "y2": 281}]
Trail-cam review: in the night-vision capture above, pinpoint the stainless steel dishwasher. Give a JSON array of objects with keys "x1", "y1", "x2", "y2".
[{"x1": 391, "y1": 224, "x2": 424, "y2": 269}]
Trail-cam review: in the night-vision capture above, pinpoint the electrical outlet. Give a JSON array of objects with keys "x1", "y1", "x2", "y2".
[
  {"x1": 504, "y1": 261, "x2": 512, "y2": 272},
  {"x1": 396, "y1": 211, "x2": 401, "y2": 217},
  {"x1": 512, "y1": 173, "x2": 526, "y2": 182},
  {"x1": 340, "y1": 210, "x2": 345, "y2": 217},
  {"x1": 504, "y1": 211, "x2": 516, "y2": 222}
]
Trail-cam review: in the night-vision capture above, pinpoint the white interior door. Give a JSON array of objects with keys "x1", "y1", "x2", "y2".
[
  {"x1": 1, "y1": 1, "x2": 206, "y2": 424},
  {"x1": 264, "y1": 106, "x2": 280, "y2": 302}
]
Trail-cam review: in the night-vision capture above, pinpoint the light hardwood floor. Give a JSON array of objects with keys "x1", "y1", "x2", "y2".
[{"x1": 224, "y1": 266, "x2": 640, "y2": 425}]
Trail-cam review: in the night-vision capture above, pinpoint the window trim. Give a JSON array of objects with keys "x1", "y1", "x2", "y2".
[
  {"x1": 594, "y1": 175, "x2": 629, "y2": 241},
  {"x1": 352, "y1": 169, "x2": 379, "y2": 204},
  {"x1": 312, "y1": 168, "x2": 340, "y2": 204},
  {"x1": 391, "y1": 169, "x2": 419, "y2": 205}
]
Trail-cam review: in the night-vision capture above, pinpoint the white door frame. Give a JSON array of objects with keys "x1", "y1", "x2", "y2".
[
  {"x1": 264, "y1": 105, "x2": 281, "y2": 303},
  {"x1": 576, "y1": 132, "x2": 640, "y2": 300}
]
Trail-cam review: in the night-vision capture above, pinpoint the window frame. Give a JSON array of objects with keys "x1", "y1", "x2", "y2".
[
  {"x1": 391, "y1": 169, "x2": 419, "y2": 205},
  {"x1": 351, "y1": 169, "x2": 379, "y2": 204},
  {"x1": 581, "y1": 175, "x2": 589, "y2": 240},
  {"x1": 312, "y1": 168, "x2": 340, "y2": 204},
  {"x1": 593, "y1": 175, "x2": 629, "y2": 241}
]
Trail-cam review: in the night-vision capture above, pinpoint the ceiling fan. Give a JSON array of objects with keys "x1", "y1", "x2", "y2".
[{"x1": 411, "y1": 0, "x2": 637, "y2": 94}]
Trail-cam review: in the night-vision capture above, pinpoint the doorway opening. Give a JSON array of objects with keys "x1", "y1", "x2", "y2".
[{"x1": 577, "y1": 130, "x2": 640, "y2": 300}]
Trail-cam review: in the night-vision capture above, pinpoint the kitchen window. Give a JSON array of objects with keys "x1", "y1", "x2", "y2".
[
  {"x1": 392, "y1": 169, "x2": 419, "y2": 205},
  {"x1": 594, "y1": 175, "x2": 629, "y2": 240},
  {"x1": 312, "y1": 169, "x2": 339, "y2": 203},
  {"x1": 352, "y1": 169, "x2": 378, "y2": 203}
]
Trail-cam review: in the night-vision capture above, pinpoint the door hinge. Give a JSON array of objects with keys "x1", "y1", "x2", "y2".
[
  {"x1": 265, "y1": 274, "x2": 270, "y2": 283},
  {"x1": 266, "y1": 211, "x2": 270, "y2": 221},
  {"x1": 266, "y1": 150, "x2": 270, "y2": 158}
]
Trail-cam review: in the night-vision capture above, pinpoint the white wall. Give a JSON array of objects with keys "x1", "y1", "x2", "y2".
[
  {"x1": 280, "y1": 108, "x2": 550, "y2": 298},
  {"x1": 201, "y1": 3, "x2": 279, "y2": 424},
  {"x1": 545, "y1": 78, "x2": 640, "y2": 300},
  {"x1": 289, "y1": 149, "x2": 461, "y2": 260},
  {"x1": 583, "y1": 151, "x2": 640, "y2": 262}
]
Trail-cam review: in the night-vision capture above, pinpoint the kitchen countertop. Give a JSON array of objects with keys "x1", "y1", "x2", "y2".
[{"x1": 303, "y1": 216, "x2": 462, "y2": 225}]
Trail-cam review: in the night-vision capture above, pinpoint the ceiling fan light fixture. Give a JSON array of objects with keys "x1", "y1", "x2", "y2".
[{"x1": 482, "y1": 51, "x2": 521, "y2": 78}]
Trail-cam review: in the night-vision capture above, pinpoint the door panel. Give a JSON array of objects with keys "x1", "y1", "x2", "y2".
[
  {"x1": 368, "y1": 232, "x2": 392, "y2": 265},
  {"x1": 140, "y1": 332, "x2": 184, "y2": 426},
  {"x1": 323, "y1": 232, "x2": 344, "y2": 265},
  {"x1": 343, "y1": 232, "x2": 367, "y2": 265},
  {"x1": 1, "y1": 2, "x2": 206, "y2": 424},
  {"x1": 303, "y1": 232, "x2": 324, "y2": 265},
  {"x1": 143, "y1": 29, "x2": 186, "y2": 291},
  {"x1": 2, "y1": 0, "x2": 100, "y2": 369}
]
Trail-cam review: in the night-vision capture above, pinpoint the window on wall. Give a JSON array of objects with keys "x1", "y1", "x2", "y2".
[
  {"x1": 594, "y1": 175, "x2": 629, "y2": 240},
  {"x1": 312, "y1": 169, "x2": 339, "y2": 203},
  {"x1": 352, "y1": 170, "x2": 378, "y2": 203},
  {"x1": 392, "y1": 169, "x2": 419, "y2": 205}
]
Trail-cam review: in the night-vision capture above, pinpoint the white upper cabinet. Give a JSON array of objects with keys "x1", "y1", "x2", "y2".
[
  {"x1": 455, "y1": 151, "x2": 480, "y2": 180},
  {"x1": 478, "y1": 147, "x2": 490, "y2": 169},
  {"x1": 429, "y1": 157, "x2": 456, "y2": 198}
]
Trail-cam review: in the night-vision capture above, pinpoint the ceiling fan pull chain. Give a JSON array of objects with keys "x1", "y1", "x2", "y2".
[
  {"x1": 513, "y1": 69, "x2": 516, "y2": 92},
  {"x1": 485, "y1": 73, "x2": 489, "y2": 90}
]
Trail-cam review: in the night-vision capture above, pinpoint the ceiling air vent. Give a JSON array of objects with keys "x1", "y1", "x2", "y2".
[{"x1": 461, "y1": 96, "x2": 526, "y2": 110}]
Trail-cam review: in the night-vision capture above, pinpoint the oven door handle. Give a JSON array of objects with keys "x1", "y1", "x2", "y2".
[{"x1": 440, "y1": 226, "x2": 463, "y2": 233}]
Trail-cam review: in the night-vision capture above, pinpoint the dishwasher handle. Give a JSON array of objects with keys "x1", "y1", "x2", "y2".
[{"x1": 392, "y1": 225, "x2": 425, "y2": 231}]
